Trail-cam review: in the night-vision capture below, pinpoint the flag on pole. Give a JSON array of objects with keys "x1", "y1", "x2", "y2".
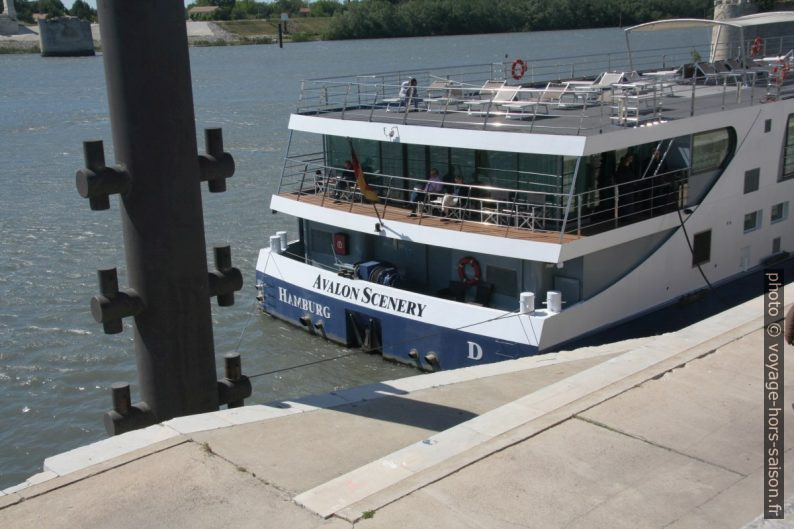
[{"x1": 351, "y1": 148, "x2": 379, "y2": 203}]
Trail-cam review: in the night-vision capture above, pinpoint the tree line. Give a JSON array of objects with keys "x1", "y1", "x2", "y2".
[
  {"x1": 186, "y1": 0, "x2": 344, "y2": 21},
  {"x1": 8, "y1": 0, "x2": 96, "y2": 23},
  {"x1": 324, "y1": 0, "x2": 717, "y2": 40}
]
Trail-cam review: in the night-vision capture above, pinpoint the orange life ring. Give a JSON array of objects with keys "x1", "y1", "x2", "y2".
[
  {"x1": 457, "y1": 256, "x2": 481, "y2": 286},
  {"x1": 511, "y1": 59, "x2": 527, "y2": 81},
  {"x1": 751, "y1": 36, "x2": 763, "y2": 56}
]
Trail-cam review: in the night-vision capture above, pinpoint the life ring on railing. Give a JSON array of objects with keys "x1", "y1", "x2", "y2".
[
  {"x1": 457, "y1": 256, "x2": 481, "y2": 286},
  {"x1": 511, "y1": 59, "x2": 527, "y2": 81},
  {"x1": 751, "y1": 36, "x2": 763, "y2": 56}
]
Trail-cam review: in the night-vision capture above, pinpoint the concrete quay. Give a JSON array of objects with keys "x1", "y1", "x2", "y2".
[{"x1": 0, "y1": 284, "x2": 792, "y2": 529}]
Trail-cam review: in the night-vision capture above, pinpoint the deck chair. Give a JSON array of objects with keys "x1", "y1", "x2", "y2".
[
  {"x1": 424, "y1": 80, "x2": 464, "y2": 112},
  {"x1": 695, "y1": 62, "x2": 720, "y2": 84},
  {"x1": 463, "y1": 85, "x2": 518, "y2": 115},
  {"x1": 459, "y1": 80, "x2": 506, "y2": 110},
  {"x1": 501, "y1": 82, "x2": 570, "y2": 117}
]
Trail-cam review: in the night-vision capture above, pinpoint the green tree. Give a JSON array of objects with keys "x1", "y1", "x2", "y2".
[
  {"x1": 36, "y1": 0, "x2": 66, "y2": 18},
  {"x1": 69, "y1": 0, "x2": 96, "y2": 22}
]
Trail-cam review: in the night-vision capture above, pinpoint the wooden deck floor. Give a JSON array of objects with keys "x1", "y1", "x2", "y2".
[{"x1": 281, "y1": 192, "x2": 583, "y2": 244}]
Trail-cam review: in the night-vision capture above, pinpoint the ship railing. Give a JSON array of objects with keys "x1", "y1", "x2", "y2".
[
  {"x1": 280, "y1": 161, "x2": 574, "y2": 235},
  {"x1": 562, "y1": 169, "x2": 692, "y2": 237},
  {"x1": 279, "y1": 159, "x2": 707, "y2": 242},
  {"x1": 292, "y1": 37, "x2": 794, "y2": 135}
]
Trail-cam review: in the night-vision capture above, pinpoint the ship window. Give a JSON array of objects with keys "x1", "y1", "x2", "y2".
[
  {"x1": 765, "y1": 119, "x2": 772, "y2": 133},
  {"x1": 450, "y1": 148, "x2": 476, "y2": 183},
  {"x1": 744, "y1": 169, "x2": 759, "y2": 194},
  {"x1": 691, "y1": 128, "x2": 732, "y2": 174},
  {"x1": 310, "y1": 229, "x2": 333, "y2": 255},
  {"x1": 743, "y1": 210, "x2": 761, "y2": 233},
  {"x1": 692, "y1": 230, "x2": 711, "y2": 266},
  {"x1": 486, "y1": 265, "x2": 517, "y2": 297},
  {"x1": 771, "y1": 201, "x2": 788, "y2": 223},
  {"x1": 773, "y1": 237, "x2": 781, "y2": 254},
  {"x1": 782, "y1": 115, "x2": 794, "y2": 181}
]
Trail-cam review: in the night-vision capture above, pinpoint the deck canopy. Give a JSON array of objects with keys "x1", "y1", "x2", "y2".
[{"x1": 624, "y1": 12, "x2": 794, "y2": 69}]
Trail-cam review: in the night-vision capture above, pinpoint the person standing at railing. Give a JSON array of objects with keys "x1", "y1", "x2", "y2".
[
  {"x1": 615, "y1": 152, "x2": 638, "y2": 221},
  {"x1": 399, "y1": 78, "x2": 421, "y2": 110}
]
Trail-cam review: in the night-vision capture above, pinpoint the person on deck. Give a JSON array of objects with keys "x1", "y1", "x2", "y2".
[
  {"x1": 399, "y1": 78, "x2": 421, "y2": 110},
  {"x1": 408, "y1": 168, "x2": 443, "y2": 216}
]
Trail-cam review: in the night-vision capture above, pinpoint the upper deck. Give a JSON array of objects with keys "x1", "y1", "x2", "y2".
[{"x1": 291, "y1": 34, "x2": 794, "y2": 142}]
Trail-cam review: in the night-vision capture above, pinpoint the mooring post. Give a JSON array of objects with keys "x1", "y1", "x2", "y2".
[{"x1": 77, "y1": 0, "x2": 247, "y2": 435}]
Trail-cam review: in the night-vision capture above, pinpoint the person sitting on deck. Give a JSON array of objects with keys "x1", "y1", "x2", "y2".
[
  {"x1": 333, "y1": 160, "x2": 355, "y2": 199},
  {"x1": 442, "y1": 175, "x2": 466, "y2": 218},
  {"x1": 408, "y1": 168, "x2": 443, "y2": 216}
]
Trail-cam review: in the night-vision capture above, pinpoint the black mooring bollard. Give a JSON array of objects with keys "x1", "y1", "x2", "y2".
[{"x1": 77, "y1": 0, "x2": 243, "y2": 435}]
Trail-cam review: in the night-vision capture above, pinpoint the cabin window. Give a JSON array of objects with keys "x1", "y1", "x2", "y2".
[
  {"x1": 310, "y1": 228, "x2": 333, "y2": 255},
  {"x1": 743, "y1": 210, "x2": 761, "y2": 233},
  {"x1": 771, "y1": 201, "x2": 788, "y2": 223},
  {"x1": 450, "y1": 148, "x2": 476, "y2": 183},
  {"x1": 743, "y1": 169, "x2": 759, "y2": 194},
  {"x1": 691, "y1": 128, "x2": 732, "y2": 174},
  {"x1": 782, "y1": 115, "x2": 794, "y2": 181},
  {"x1": 765, "y1": 119, "x2": 772, "y2": 133},
  {"x1": 692, "y1": 230, "x2": 711, "y2": 266},
  {"x1": 773, "y1": 237, "x2": 782, "y2": 254},
  {"x1": 486, "y1": 265, "x2": 517, "y2": 297}
]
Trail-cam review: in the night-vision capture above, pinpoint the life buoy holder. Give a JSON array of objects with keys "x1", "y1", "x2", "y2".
[
  {"x1": 457, "y1": 256, "x2": 481, "y2": 286},
  {"x1": 511, "y1": 59, "x2": 527, "y2": 81},
  {"x1": 751, "y1": 36, "x2": 763, "y2": 56}
]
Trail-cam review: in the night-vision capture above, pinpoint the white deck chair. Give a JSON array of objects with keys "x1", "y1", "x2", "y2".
[
  {"x1": 424, "y1": 80, "x2": 464, "y2": 112},
  {"x1": 458, "y1": 80, "x2": 506, "y2": 110},
  {"x1": 464, "y1": 85, "x2": 518, "y2": 115},
  {"x1": 501, "y1": 82, "x2": 571, "y2": 117}
]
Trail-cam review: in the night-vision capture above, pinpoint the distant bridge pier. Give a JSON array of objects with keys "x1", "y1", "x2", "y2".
[{"x1": 76, "y1": 0, "x2": 247, "y2": 435}]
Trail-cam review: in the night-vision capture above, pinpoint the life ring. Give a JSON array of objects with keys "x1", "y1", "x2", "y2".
[
  {"x1": 511, "y1": 59, "x2": 527, "y2": 81},
  {"x1": 457, "y1": 256, "x2": 481, "y2": 286},
  {"x1": 751, "y1": 36, "x2": 763, "y2": 56}
]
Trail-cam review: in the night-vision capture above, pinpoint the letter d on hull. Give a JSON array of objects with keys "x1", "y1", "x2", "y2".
[{"x1": 467, "y1": 341, "x2": 483, "y2": 361}]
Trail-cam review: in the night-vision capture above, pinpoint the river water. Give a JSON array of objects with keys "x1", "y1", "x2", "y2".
[{"x1": 0, "y1": 26, "x2": 708, "y2": 489}]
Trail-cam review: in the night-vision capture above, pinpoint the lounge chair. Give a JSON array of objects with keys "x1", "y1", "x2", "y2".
[
  {"x1": 695, "y1": 62, "x2": 720, "y2": 84},
  {"x1": 463, "y1": 85, "x2": 518, "y2": 115},
  {"x1": 423, "y1": 79, "x2": 464, "y2": 112},
  {"x1": 458, "y1": 80, "x2": 506, "y2": 111},
  {"x1": 500, "y1": 82, "x2": 572, "y2": 117}
]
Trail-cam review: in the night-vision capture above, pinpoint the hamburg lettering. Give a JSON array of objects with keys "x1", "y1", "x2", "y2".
[
  {"x1": 311, "y1": 274, "x2": 427, "y2": 317},
  {"x1": 278, "y1": 287, "x2": 331, "y2": 318}
]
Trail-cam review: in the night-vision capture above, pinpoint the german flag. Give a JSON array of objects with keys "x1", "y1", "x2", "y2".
[{"x1": 351, "y1": 148, "x2": 379, "y2": 203}]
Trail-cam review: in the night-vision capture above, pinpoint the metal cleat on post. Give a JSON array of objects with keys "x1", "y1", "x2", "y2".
[
  {"x1": 103, "y1": 382, "x2": 156, "y2": 436},
  {"x1": 207, "y1": 245, "x2": 243, "y2": 307},
  {"x1": 90, "y1": 268, "x2": 144, "y2": 335},
  {"x1": 75, "y1": 140, "x2": 130, "y2": 211},
  {"x1": 198, "y1": 128, "x2": 235, "y2": 193},
  {"x1": 217, "y1": 353, "x2": 251, "y2": 408}
]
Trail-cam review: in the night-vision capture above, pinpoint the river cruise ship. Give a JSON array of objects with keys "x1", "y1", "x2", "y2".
[{"x1": 257, "y1": 15, "x2": 794, "y2": 370}]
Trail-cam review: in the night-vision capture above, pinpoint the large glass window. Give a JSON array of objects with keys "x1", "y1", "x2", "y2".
[
  {"x1": 782, "y1": 115, "x2": 794, "y2": 181},
  {"x1": 692, "y1": 128, "x2": 733, "y2": 174}
]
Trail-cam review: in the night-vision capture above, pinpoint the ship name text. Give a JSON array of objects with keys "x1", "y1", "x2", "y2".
[{"x1": 312, "y1": 274, "x2": 427, "y2": 317}]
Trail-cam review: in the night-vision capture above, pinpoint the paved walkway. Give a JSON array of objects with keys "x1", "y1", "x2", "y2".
[{"x1": 0, "y1": 285, "x2": 792, "y2": 528}]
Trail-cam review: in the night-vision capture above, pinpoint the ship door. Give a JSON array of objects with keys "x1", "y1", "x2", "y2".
[{"x1": 346, "y1": 310, "x2": 383, "y2": 354}]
